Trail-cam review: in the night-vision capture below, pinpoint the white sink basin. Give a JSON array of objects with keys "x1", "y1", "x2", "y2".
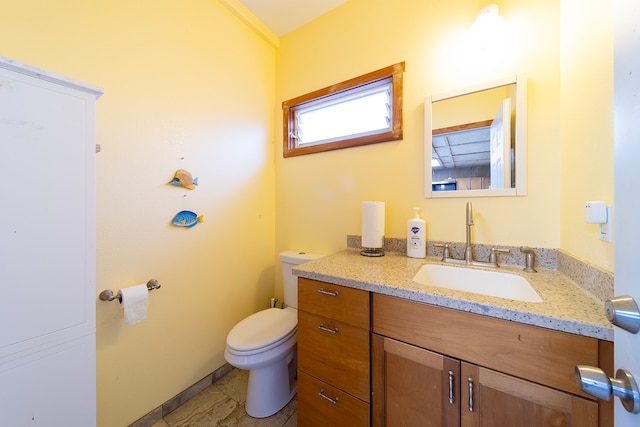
[{"x1": 412, "y1": 264, "x2": 543, "y2": 303}]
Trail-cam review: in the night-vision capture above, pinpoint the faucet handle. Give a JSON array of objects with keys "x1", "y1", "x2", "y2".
[
  {"x1": 433, "y1": 243, "x2": 451, "y2": 260},
  {"x1": 489, "y1": 247, "x2": 510, "y2": 265},
  {"x1": 520, "y1": 246, "x2": 537, "y2": 272}
]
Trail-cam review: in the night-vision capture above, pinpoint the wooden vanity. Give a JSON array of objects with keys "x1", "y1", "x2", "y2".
[
  {"x1": 372, "y1": 293, "x2": 611, "y2": 426},
  {"x1": 297, "y1": 278, "x2": 370, "y2": 426},
  {"x1": 295, "y1": 264, "x2": 613, "y2": 426}
]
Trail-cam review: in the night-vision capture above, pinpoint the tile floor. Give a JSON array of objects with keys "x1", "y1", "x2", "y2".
[{"x1": 150, "y1": 369, "x2": 297, "y2": 427}]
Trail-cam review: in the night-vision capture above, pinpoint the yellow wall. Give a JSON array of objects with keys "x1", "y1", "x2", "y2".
[
  {"x1": 0, "y1": 1, "x2": 275, "y2": 425},
  {"x1": 560, "y1": 0, "x2": 614, "y2": 270},
  {"x1": 275, "y1": 0, "x2": 614, "y2": 286},
  {"x1": 432, "y1": 85, "x2": 512, "y2": 128},
  {"x1": 0, "y1": 0, "x2": 614, "y2": 425}
]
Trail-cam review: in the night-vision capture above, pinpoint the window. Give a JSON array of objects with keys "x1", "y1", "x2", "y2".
[{"x1": 282, "y1": 62, "x2": 405, "y2": 157}]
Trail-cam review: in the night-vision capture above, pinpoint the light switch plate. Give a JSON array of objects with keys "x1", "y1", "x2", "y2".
[{"x1": 599, "y1": 206, "x2": 613, "y2": 242}]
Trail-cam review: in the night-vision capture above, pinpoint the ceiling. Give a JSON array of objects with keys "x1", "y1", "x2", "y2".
[
  {"x1": 237, "y1": 0, "x2": 348, "y2": 36},
  {"x1": 432, "y1": 127, "x2": 491, "y2": 170}
]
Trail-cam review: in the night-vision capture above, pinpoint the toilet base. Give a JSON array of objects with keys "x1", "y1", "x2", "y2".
[{"x1": 245, "y1": 350, "x2": 297, "y2": 418}]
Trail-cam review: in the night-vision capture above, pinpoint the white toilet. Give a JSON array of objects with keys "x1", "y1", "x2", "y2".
[{"x1": 224, "y1": 250, "x2": 324, "y2": 418}]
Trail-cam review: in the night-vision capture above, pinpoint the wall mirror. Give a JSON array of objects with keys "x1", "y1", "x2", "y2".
[{"x1": 424, "y1": 75, "x2": 527, "y2": 198}]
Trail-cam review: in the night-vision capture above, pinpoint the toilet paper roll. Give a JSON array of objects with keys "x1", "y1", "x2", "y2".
[
  {"x1": 362, "y1": 201, "x2": 385, "y2": 248},
  {"x1": 119, "y1": 284, "x2": 149, "y2": 326}
]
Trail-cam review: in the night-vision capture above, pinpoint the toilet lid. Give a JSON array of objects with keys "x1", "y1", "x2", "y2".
[{"x1": 226, "y1": 308, "x2": 297, "y2": 353}]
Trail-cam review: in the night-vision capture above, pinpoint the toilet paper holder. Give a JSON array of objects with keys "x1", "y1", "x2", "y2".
[{"x1": 99, "y1": 279, "x2": 161, "y2": 303}]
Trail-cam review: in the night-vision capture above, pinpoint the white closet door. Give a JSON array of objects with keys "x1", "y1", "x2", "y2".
[{"x1": 0, "y1": 58, "x2": 102, "y2": 426}]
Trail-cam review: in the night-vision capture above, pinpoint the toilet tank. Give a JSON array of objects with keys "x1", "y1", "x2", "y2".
[{"x1": 279, "y1": 251, "x2": 325, "y2": 309}]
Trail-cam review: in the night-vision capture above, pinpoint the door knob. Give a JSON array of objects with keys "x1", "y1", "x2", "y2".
[
  {"x1": 605, "y1": 295, "x2": 640, "y2": 333},
  {"x1": 575, "y1": 365, "x2": 640, "y2": 414}
]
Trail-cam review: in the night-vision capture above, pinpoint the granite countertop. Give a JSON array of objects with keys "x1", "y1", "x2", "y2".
[{"x1": 293, "y1": 249, "x2": 613, "y2": 341}]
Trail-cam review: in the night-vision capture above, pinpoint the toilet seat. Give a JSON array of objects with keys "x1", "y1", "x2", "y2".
[{"x1": 226, "y1": 308, "x2": 297, "y2": 356}]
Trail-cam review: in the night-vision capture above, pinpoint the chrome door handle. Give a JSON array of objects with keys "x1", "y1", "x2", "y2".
[
  {"x1": 317, "y1": 288, "x2": 339, "y2": 297},
  {"x1": 448, "y1": 370, "x2": 455, "y2": 404},
  {"x1": 605, "y1": 295, "x2": 640, "y2": 333},
  {"x1": 575, "y1": 365, "x2": 640, "y2": 414},
  {"x1": 318, "y1": 323, "x2": 339, "y2": 334},
  {"x1": 318, "y1": 389, "x2": 339, "y2": 405},
  {"x1": 467, "y1": 377, "x2": 474, "y2": 412}
]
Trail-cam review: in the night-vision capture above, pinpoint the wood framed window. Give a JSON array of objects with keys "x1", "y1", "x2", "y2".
[{"x1": 282, "y1": 62, "x2": 405, "y2": 157}]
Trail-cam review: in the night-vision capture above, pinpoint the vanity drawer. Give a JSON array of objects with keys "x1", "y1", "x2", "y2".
[
  {"x1": 298, "y1": 371, "x2": 369, "y2": 427},
  {"x1": 298, "y1": 278, "x2": 369, "y2": 328},
  {"x1": 372, "y1": 293, "x2": 599, "y2": 398},
  {"x1": 298, "y1": 310, "x2": 370, "y2": 402}
]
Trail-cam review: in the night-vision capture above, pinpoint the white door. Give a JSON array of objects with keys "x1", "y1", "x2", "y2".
[
  {"x1": 614, "y1": 1, "x2": 640, "y2": 425},
  {"x1": 0, "y1": 58, "x2": 102, "y2": 425},
  {"x1": 489, "y1": 98, "x2": 511, "y2": 189}
]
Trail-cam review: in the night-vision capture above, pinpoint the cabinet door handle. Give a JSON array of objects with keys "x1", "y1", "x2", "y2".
[
  {"x1": 448, "y1": 370, "x2": 455, "y2": 404},
  {"x1": 318, "y1": 323, "x2": 339, "y2": 334},
  {"x1": 318, "y1": 388, "x2": 339, "y2": 405},
  {"x1": 468, "y1": 377, "x2": 474, "y2": 412},
  {"x1": 317, "y1": 288, "x2": 339, "y2": 297}
]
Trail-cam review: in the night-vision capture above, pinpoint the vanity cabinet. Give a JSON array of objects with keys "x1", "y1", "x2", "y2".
[
  {"x1": 371, "y1": 334, "x2": 461, "y2": 426},
  {"x1": 297, "y1": 278, "x2": 370, "y2": 426},
  {"x1": 459, "y1": 362, "x2": 598, "y2": 426},
  {"x1": 372, "y1": 294, "x2": 612, "y2": 427},
  {"x1": 373, "y1": 336, "x2": 598, "y2": 427}
]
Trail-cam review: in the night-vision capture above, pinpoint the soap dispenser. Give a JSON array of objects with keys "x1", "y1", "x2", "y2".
[{"x1": 407, "y1": 207, "x2": 426, "y2": 258}]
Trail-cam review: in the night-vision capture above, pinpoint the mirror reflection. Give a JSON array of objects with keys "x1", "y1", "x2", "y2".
[{"x1": 425, "y1": 76, "x2": 527, "y2": 198}]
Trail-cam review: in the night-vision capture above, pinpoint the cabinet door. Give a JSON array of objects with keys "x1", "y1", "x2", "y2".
[
  {"x1": 298, "y1": 278, "x2": 369, "y2": 328},
  {"x1": 372, "y1": 334, "x2": 460, "y2": 427},
  {"x1": 298, "y1": 310, "x2": 370, "y2": 401},
  {"x1": 460, "y1": 362, "x2": 598, "y2": 427},
  {"x1": 0, "y1": 59, "x2": 100, "y2": 425},
  {"x1": 298, "y1": 371, "x2": 369, "y2": 427}
]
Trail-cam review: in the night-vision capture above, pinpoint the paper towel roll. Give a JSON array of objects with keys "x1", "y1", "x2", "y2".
[
  {"x1": 362, "y1": 201, "x2": 385, "y2": 248},
  {"x1": 119, "y1": 284, "x2": 149, "y2": 326}
]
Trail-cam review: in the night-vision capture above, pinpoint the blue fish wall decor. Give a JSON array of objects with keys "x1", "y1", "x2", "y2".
[{"x1": 172, "y1": 210, "x2": 203, "y2": 228}]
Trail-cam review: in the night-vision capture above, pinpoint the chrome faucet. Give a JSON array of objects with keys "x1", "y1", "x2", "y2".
[
  {"x1": 465, "y1": 202, "x2": 474, "y2": 264},
  {"x1": 434, "y1": 201, "x2": 510, "y2": 267}
]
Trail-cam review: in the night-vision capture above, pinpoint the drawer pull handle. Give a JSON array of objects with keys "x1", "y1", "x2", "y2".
[
  {"x1": 448, "y1": 370, "x2": 455, "y2": 404},
  {"x1": 318, "y1": 388, "x2": 339, "y2": 405},
  {"x1": 318, "y1": 323, "x2": 339, "y2": 334},
  {"x1": 468, "y1": 377, "x2": 474, "y2": 412},
  {"x1": 317, "y1": 288, "x2": 339, "y2": 297}
]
